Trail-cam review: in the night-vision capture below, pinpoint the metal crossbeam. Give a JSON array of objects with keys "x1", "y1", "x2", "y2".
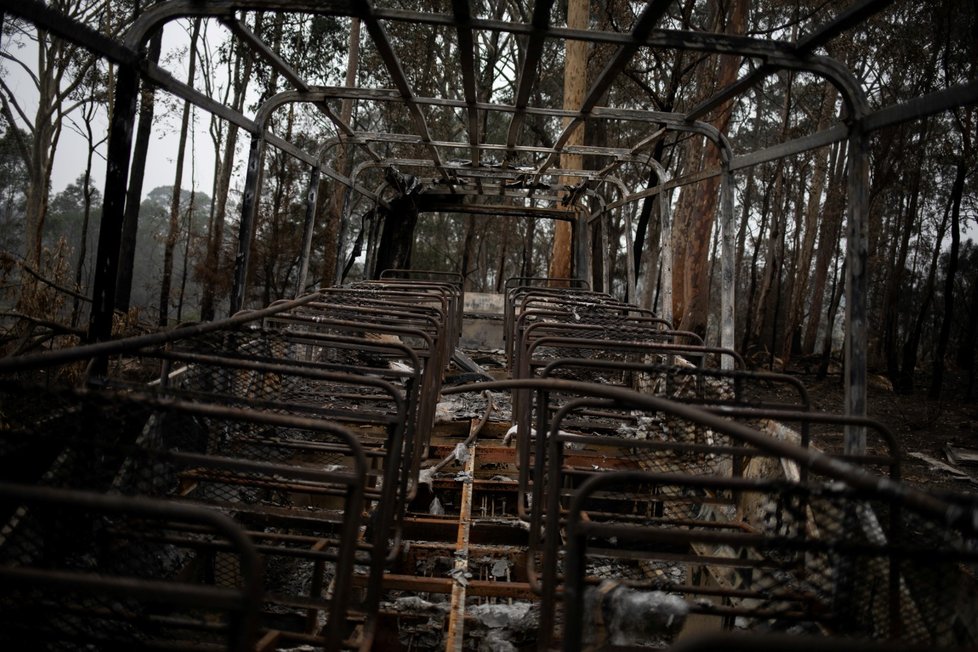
[
  {"x1": 223, "y1": 16, "x2": 382, "y2": 162},
  {"x1": 504, "y1": 0, "x2": 555, "y2": 162},
  {"x1": 532, "y1": 0, "x2": 674, "y2": 180},
  {"x1": 357, "y1": 0, "x2": 452, "y2": 182},
  {"x1": 451, "y1": 0, "x2": 481, "y2": 166},
  {"x1": 5, "y1": 0, "x2": 976, "y2": 441},
  {"x1": 685, "y1": 0, "x2": 896, "y2": 121}
]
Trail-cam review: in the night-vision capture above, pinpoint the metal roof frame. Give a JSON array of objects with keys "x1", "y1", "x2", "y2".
[{"x1": 3, "y1": 0, "x2": 978, "y2": 452}]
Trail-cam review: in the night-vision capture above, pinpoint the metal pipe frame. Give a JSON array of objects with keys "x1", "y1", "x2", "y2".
[
  {"x1": 0, "y1": 483, "x2": 265, "y2": 652},
  {"x1": 441, "y1": 378, "x2": 962, "y2": 528},
  {"x1": 4, "y1": 0, "x2": 977, "y2": 445},
  {"x1": 562, "y1": 469, "x2": 977, "y2": 651},
  {"x1": 0, "y1": 382, "x2": 369, "y2": 651}
]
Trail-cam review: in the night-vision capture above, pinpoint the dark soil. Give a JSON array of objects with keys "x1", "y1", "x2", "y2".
[{"x1": 788, "y1": 368, "x2": 978, "y2": 496}]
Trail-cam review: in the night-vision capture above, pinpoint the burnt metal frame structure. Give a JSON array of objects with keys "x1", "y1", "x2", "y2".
[{"x1": 3, "y1": 0, "x2": 978, "y2": 453}]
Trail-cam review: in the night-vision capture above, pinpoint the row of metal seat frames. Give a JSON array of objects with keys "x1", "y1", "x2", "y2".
[
  {"x1": 0, "y1": 270, "x2": 463, "y2": 651},
  {"x1": 448, "y1": 277, "x2": 978, "y2": 650},
  {"x1": 0, "y1": 272, "x2": 976, "y2": 651},
  {"x1": 444, "y1": 279, "x2": 978, "y2": 650}
]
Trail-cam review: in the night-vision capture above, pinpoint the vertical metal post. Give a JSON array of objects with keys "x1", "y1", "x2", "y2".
[
  {"x1": 87, "y1": 65, "x2": 140, "y2": 343},
  {"x1": 574, "y1": 207, "x2": 590, "y2": 287},
  {"x1": 623, "y1": 202, "x2": 637, "y2": 302},
  {"x1": 845, "y1": 126, "x2": 870, "y2": 454},
  {"x1": 230, "y1": 133, "x2": 265, "y2": 315},
  {"x1": 720, "y1": 165, "x2": 736, "y2": 369},
  {"x1": 600, "y1": 209, "x2": 611, "y2": 294},
  {"x1": 295, "y1": 166, "x2": 320, "y2": 297},
  {"x1": 334, "y1": 187, "x2": 351, "y2": 283}
]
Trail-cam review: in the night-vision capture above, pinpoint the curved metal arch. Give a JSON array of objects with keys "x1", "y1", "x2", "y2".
[
  {"x1": 337, "y1": 122, "x2": 729, "y2": 350},
  {"x1": 592, "y1": 119, "x2": 735, "y2": 363},
  {"x1": 122, "y1": 1, "x2": 353, "y2": 51},
  {"x1": 231, "y1": 88, "x2": 404, "y2": 314},
  {"x1": 343, "y1": 156, "x2": 602, "y2": 282},
  {"x1": 93, "y1": 0, "x2": 870, "y2": 435},
  {"x1": 597, "y1": 162, "x2": 673, "y2": 321}
]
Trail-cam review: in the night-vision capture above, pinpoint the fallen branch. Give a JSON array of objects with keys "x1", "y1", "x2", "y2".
[{"x1": 0, "y1": 251, "x2": 91, "y2": 303}]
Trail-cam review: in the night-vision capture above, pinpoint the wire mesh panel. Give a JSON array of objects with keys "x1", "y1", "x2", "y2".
[
  {"x1": 262, "y1": 293, "x2": 444, "y2": 485},
  {"x1": 338, "y1": 279, "x2": 462, "y2": 367},
  {"x1": 508, "y1": 293, "x2": 678, "y2": 368},
  {"x1": 145, "y1": 328, "x2": 415, "y2": 499},
  {"x1": 0, "y1": 483, "x2": 263, "y2": 651},
  {"x1": 510, "y1": 337, "x2": 744, "y2": 520},
  {"x1": 0, "y1": 384, "x2": 368, "y2": 651},
  {"x1": 534, "y1": 357, "x2": 902, "y2": 479},
  {"x1": 529, "y1": 396, "x2": 786, "y2": 618},
  {"x1": 451, "y1": 380, "x2": 917, "y2": 650},
  {"x1": 563, "y1": 471, "x2": 978, "y2": 651},
  {"x1": 372, "y1": 273, "x2": 465, "y2": 348}
]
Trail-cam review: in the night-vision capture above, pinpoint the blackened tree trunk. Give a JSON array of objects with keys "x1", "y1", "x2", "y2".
[
  {"x1": 929, "y1": 159, "x2": 967, "y2": 399},
  {"x1": 899, "y1": 190, "x2": 952, "y2": 393},
  {"x1": 115, "y1": 31, "x2": 162, "y2": 311},
  {"x1": 374, "y1": 196, "x2": 419, "y2": 276},
  {"x1": 460, "y1": 219, "x2": 477, "y2": 290},
  {"x1": 958, "y1": 263, "x2": 978, "y2": 398},
  {"x1": 818, "y1": 258, "x2": 846, "y2": 380},
  {"x1": 881, "y1": 128, "x2": 924, "y2": 380}
]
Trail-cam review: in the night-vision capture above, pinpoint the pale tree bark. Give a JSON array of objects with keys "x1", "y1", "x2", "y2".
[
  {"x1": 176, "y1": 170, "x2": 196, "y2": 323},
  {"x1": 321, "y1": 18, "x2": 360, "y2": 288},
  {"x1": 670, "y1": 0, "x2": 747, "y2": 334},
  {"x1": 199, "y1": 22, "x2": 259, "y2": 320},
  {"x1": 779, "y1": 86, "x2": 837, "y2": 363},
  {"x1": 0, "y1": 9, "x2": 102, "y2": 271},
  {"x1": 802, "y1": 141, "x2": 847, "y2": 353},
  {"x1": 159, "y1": 18, "x2": 201, "y2": 326},
  {"x1": 71, "y1": 94, "x2": 105, "y2": 327},
  {"x1": 548, "y1": 0, "x2": 587, "y2": 282}
]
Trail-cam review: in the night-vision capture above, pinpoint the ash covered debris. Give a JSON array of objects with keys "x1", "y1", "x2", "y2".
[
  {"x1": 584, "y1": 580, "x2": 688, "y2": 648},
  {"x1": 382, "y1": 594, "x2": 450, "y2": 649},
  {"x1": 469, "y1": 601, "x2": 539, "y2": 652},
  {"x1": 435, "y1": 390, "x2": 511, "y2": 424}
]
